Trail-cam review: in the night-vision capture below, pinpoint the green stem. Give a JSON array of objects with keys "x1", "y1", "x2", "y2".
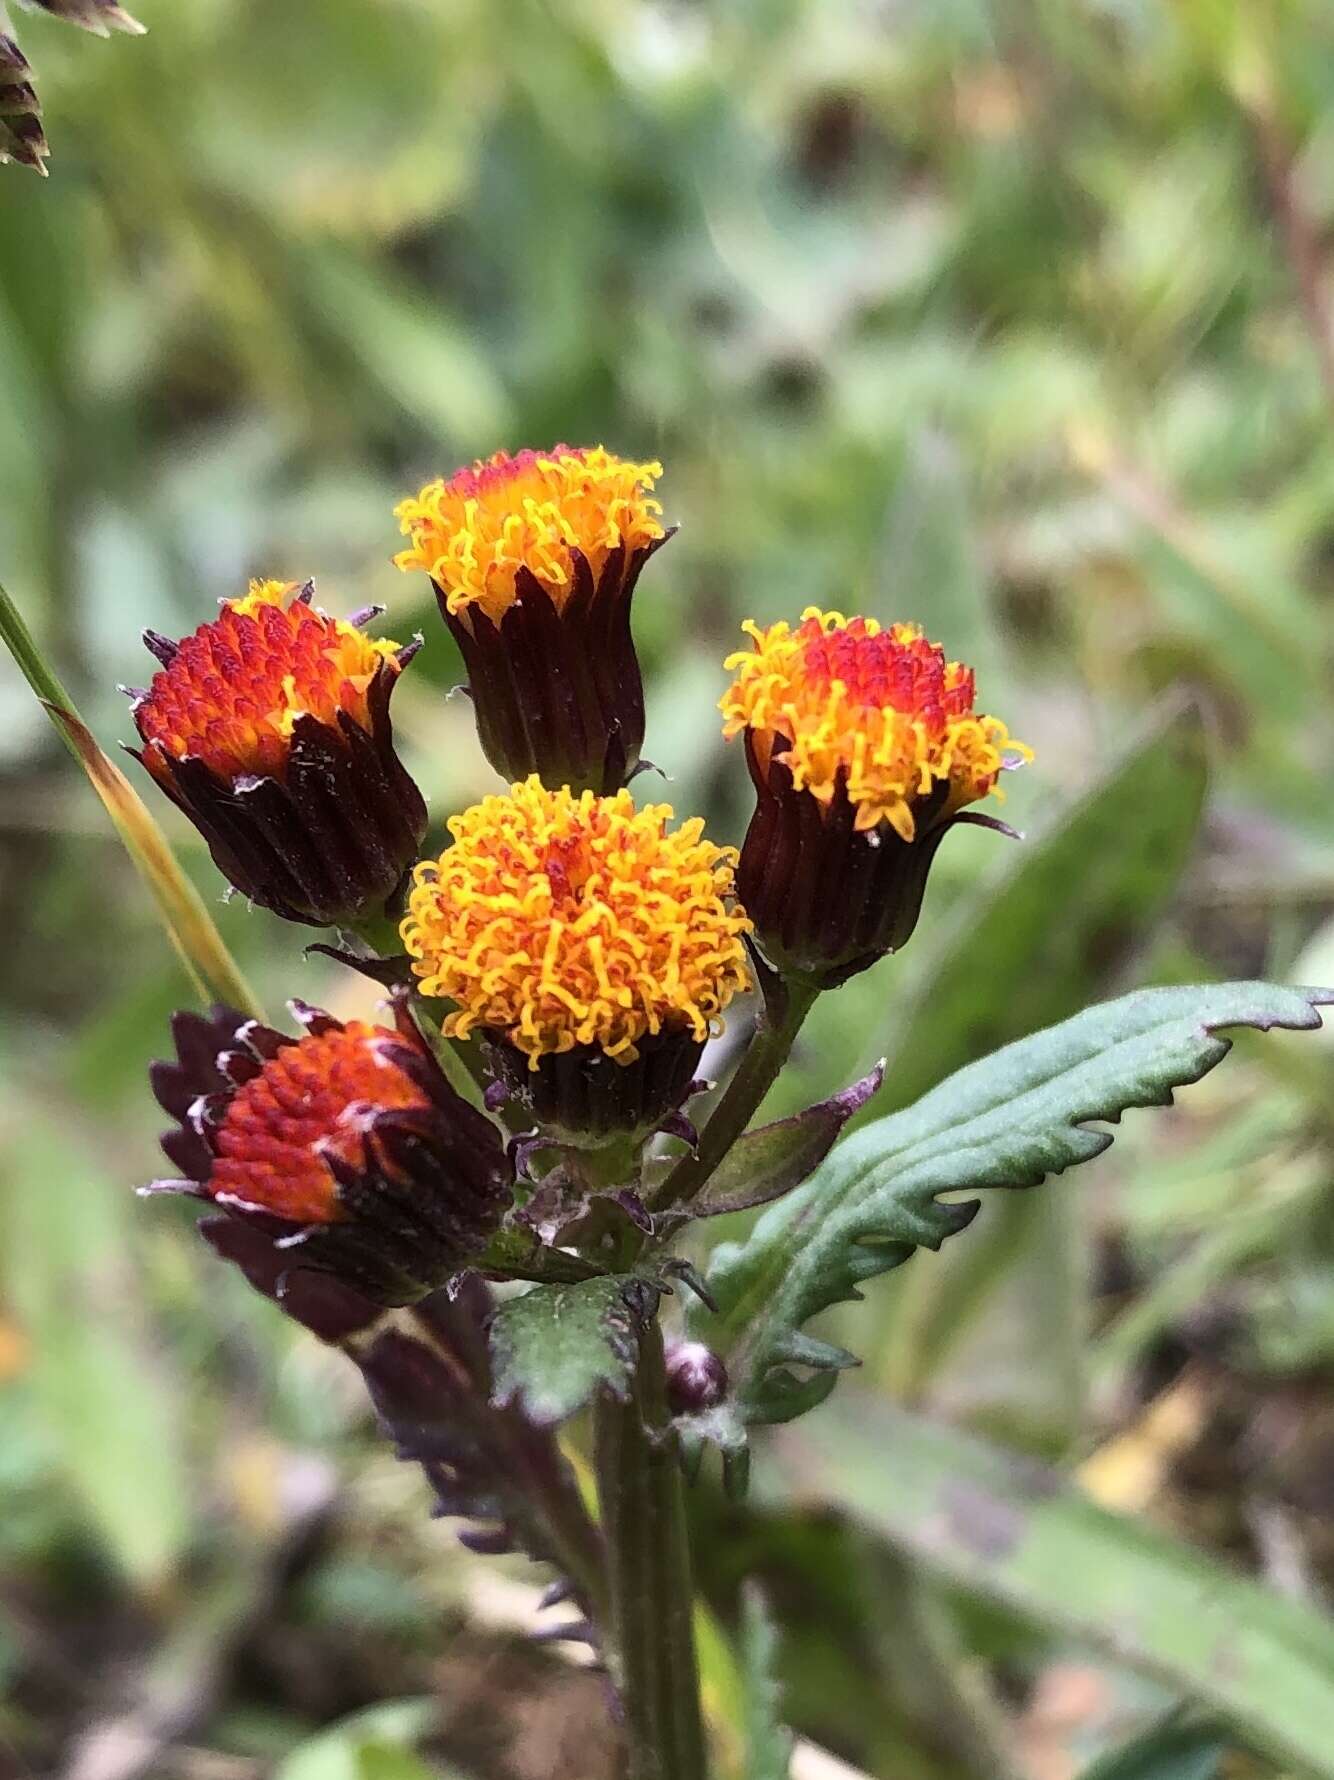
[
  {"x1": 595, "y1": 1324, "x2": 707, "y2": 1780},
  {"x1": 344, "y1": 909, "x2": 407, "y2": 958},
  {"x1": 0, "y1": 580, "x2": 84, "y2": 766},
  {"x1": 651, "y1": 976, "x2": 820, "y2": 1213}
]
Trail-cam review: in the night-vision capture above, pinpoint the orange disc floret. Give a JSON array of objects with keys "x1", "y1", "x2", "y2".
[
  {"x1": 209, "y1": 1022, "x2": 429, "y2": 1225},
  {"x1": 393, "y1": 446, "x2": 664, "y2": 626},
  {"x1": 402, "y1": 777, "x2": 751, "y2": 1067},
  {"x1": 136, "y1": 580, "x2": 399, "y2": 781},
  {"x1": 721, "y1": 608, "x2": 1029, "y2": 839}
]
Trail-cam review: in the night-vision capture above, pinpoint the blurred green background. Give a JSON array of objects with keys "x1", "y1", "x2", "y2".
[{"x1": 3, "y1": 1, "x2": 1334, "y2": 1776}]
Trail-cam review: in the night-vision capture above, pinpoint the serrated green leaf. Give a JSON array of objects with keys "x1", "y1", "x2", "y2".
[
  {"x1": 869, "y1": 696, "x2": 1210, "y2": 1114},
  {"x1": 700, "y1": 983, "x2": 1330, "y2": 1426},
  {"x1": 862, "y1": 696, "x2": 1209, "y2": 1432},
  {"x1": 490, "y1": 1276, "x2": 638, "y2": 1426},
  {"x1": 739, "y1": 1585, "x2": 793, "y2": 1780},
  {"x1": 776, "y1": 1395, "x2": 1334, "y2": 1777}
]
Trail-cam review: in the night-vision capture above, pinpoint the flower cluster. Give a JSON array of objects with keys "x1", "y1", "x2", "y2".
[{"x1": 133, "y1": 444, "x2": 1027, "y2": 1303}]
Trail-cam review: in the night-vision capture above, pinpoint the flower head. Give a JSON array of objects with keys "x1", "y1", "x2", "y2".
[
  {"x1": 210, "y1": 1018, "x2": 433, "y2": 1225},
  {"x1": 395, "y1": 446, "x2": 664, "y2": 628},
  {"x1": 403, "y1": 778, "x2": 750, "y2": 1139},
  {"x1": 393, "y1": 448, "x2": 670, "y2": 793},
  {"x1": 130, "y1": 580, "x2": 427, "y2": 927},
  {"x1": 723, "y1": 610, "x2": 1029, "y2": 984},
  {"x1": 148, "y1": 999, "x2": 511, "y2": 1304},
  {"x1": 405, "y1": 778, "x2": 749, "y2": 1062},
  {"x1": 722, "y1": 609, "x2": 1024, "y2": 839},
  {"x1": 136, "y1": 579, "x2": 400, "y2": 782}
]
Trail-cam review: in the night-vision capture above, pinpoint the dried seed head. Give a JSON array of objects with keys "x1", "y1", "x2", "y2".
[
  {"x1": 0, "y1": 35, "x2": 48, "y2": 175},
  {"x1": 28, "y1": 0, "x2": 146, "y2": 37}
]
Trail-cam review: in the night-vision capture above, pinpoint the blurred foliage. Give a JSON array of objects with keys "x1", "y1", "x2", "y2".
[{"x1": 2, "y1": 0, "x2": 1334, "y2": 1775}]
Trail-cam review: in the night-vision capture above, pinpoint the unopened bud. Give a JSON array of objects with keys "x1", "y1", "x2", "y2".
[{"x1": 665, "y1": 1341, "x2": 728, "y2": 1415}]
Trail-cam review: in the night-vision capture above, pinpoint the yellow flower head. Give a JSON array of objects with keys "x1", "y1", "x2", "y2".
[
  {"x1": 393, "y1": 445, "x2": 665, "y2": 628},
  {"x1": 721, "y1": 608, "x2": 1029, "y2": 839},
  {"x1": 402, "y1": 778, "x2": 751, "y2": 1067}
]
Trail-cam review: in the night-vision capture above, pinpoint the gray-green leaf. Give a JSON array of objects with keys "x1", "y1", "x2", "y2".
[
  {"x1": 490, "y1": 1277, "x2": 639, "y2": 1426},
  {"x1": 777, "y1": 1396, "x2": 1333, "y2": 1777},
  {"x1": 739, "y1": 1585, "x2": 793, "y2": 1780},
  {"x1": 692, "y1": 1062, "x2": 885, "y2": 1219},
  {"x1": 700, "y1": 983, "x2": 1331, "y2": 1426},
  {"x1": 1076, "y1": 1723, "x2": 1231, "y2": 1780}
]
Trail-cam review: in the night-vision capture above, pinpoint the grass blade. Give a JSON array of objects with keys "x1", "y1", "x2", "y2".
[
  {"x1": 0, "y1": 581, "x2": 262, "y2": 1018},
  {"x1": 777, "y1": 1393, "x2": 1334, "y2": 1776}
]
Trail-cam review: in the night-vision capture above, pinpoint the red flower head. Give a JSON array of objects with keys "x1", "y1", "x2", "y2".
[
  {"x1": 147, "y1": 996, "x2": 512, "y2": 1304},
  {"x1": 129, "y1": 580, "x2": 427, "y2": 927},
  {"x1": 721, "y1": 609, "x2": 1030, "y2": 984},
  {"x1": 394, "y1": 447, "x2": 669, "y2": 794}
]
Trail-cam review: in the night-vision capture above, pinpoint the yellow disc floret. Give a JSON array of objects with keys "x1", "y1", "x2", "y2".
[
  {"x1": 393, "y1": 445, "x2": 665, "y2": 626},
  {"x1": 721, "y1": 608, "x2": 1029, "y2": 839},
  {"x1": 402, "y1": 777, "x2": 751, "y2": 1067}
]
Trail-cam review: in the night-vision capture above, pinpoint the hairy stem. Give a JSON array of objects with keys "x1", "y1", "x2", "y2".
[
  {"x1": 595, "y1": 1324, "x2": 707, "y2": 1780},
  {"x1": 652, "y1": 976, "x2": 820, "y2": 1212}
]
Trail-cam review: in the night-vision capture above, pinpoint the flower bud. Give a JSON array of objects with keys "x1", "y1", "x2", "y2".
[
  {"x1": 394, "y1": 447, "x2": 669, "y2": 794},
  {"x1": 0, "y1": 34, "x2": 47, "y2": 174},
  {"x1": 664, "y1": 1340, "x2": 729, "y2": 1415},
  {"x1": 129, "y1": 580, "x2": 428, "y2": 927},
  {"x1": 29, "y1": 0, "x2": 145, "y2": 35},
  {"x1": 402, "y1": 777, "x2": 751, "y2": 1144},
  {"x1": 722, "y1": 610, "x2": 1029, "y2": 986},
  {"x1": 146, "y1": 996, "x2": 512, "y2": 1305}
]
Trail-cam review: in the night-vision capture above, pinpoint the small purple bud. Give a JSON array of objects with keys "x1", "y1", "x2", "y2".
[{"x1": 664, "y1": 1340, "x2": 728, "y2": 1415}]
